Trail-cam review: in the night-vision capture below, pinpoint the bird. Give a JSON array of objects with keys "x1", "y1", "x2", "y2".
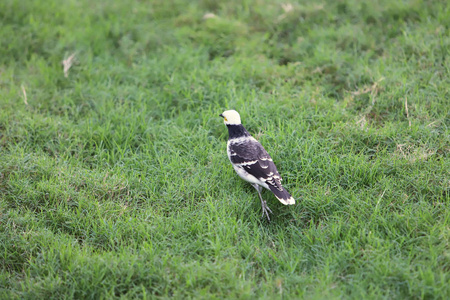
[{"x1": 219, "y1": 109, "x2": 295, "y2": 221}]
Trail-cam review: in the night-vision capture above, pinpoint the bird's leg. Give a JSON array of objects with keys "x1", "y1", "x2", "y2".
[{"x1": 252, "y1": 184, "x2": 272, "y2": 221}]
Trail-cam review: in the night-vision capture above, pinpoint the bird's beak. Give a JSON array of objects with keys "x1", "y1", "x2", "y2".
[{"x1": 219, "y1": 114, "x2": 224, "y2": 118}]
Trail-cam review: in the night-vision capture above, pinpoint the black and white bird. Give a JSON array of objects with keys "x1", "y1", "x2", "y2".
[{"x1": 219, "y1": 110, "x2": 295, "y2": 221}]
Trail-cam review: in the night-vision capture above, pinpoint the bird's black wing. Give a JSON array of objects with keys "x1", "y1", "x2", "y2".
[
  {"x1": 229, "y1": 137, "x2": 295, "y2": 205},
  {"x1": 229, "y1": 138, "x2": 283, "y2": 191}
]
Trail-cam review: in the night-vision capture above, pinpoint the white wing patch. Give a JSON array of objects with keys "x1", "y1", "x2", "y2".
[
  {"x1": 236, "y1": 160, "x2": 258, "y2": 166},
  {"x1": 260, "y1": 157, "x2": 273, "y2": 161}
]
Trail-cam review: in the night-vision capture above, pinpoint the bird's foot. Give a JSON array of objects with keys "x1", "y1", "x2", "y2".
[{"x1": 261, "y1": 200, "x2": 273, "y2": 221}]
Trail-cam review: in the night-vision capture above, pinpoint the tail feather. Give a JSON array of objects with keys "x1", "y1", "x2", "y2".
[{"x1": 268, "y1": 185, "x2": 295, "y2": 205}]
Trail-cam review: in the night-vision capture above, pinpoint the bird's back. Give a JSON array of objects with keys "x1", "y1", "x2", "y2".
[{"x1": 227, "y1": 134, "x2": 295, "y2": 205}]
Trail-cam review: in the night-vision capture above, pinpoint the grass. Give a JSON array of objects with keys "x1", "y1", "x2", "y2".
[{"x1": 1, "y1": 0, "x2": 449, "y2": 298}]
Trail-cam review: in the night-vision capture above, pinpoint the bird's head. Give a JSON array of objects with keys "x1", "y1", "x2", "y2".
[{"x1": 219, "y1": 110, "x2": 241, "y2": 125}]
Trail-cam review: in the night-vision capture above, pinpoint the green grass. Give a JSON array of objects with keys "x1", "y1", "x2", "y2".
[{"x1": 1, "y1": 0, "x2": 449, "y2": 298}]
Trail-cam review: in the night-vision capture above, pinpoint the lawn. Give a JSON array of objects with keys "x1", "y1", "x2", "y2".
[{"x1": 1, "y1": 0, "x2": 449, "y2": 298}]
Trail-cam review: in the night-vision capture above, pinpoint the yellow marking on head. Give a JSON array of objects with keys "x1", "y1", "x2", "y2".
[{"x1": 221, "y1": 110, "x2": 241, "y2": 125}]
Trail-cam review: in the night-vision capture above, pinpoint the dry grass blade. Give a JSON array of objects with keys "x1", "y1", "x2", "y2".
[
  {"x1": 281, "y1": 3, "x2": 294, "y2": 13},
  {"x1": 278, "y1": 3, "x2": 294, "y2": 21},
  {"x1": 203, "y1": 13, "x2": 216, "y2": 19},
  {"x1": 405, "y1": 97, "x2": 411, "y2": 127},
  {"x1": 351, "y1": 77, "x2": 385, "y2": 105},
  {"x1": 21, "y1": 85, "x2": 28, "y2": 106},
  {"x1": 62, "y1": 53, "x2": 76, "y2": 78}
]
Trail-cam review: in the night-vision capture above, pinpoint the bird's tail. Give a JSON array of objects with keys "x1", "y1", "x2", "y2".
[{"x1": 268, "y1": 185, "x2": 296, "y2": 205}]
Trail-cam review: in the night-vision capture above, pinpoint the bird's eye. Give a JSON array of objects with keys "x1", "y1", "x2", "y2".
[{"x1": 224, "y1": 117, "x2": 228, "y2": 121}]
